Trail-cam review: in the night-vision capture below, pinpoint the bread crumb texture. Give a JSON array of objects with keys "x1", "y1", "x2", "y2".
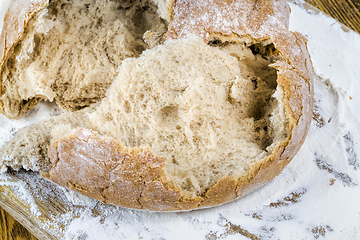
[{"x1": 0, "y1": 0, "x2": 167, "y2": 118}]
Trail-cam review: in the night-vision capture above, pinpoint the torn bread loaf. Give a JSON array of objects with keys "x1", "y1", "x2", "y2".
[
  {"x1": 0, "y1": 0, "x2": 314, "y2": 211},
  {"x1": 0, "y1": 0, "x2": 167, "y2": 119}
]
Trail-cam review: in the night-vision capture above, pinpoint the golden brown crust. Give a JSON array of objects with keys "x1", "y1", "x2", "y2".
[
  {"x1": 42, "y1": 129, "x2": 185, "y2": 211},
  {"x1": 270, "y1": 31, "x2": 314, "y2": 82},
  {"x1": 43, "y1": 0, "x2": 314, "y2": 211},
  {"x1": 165, "y1": 0, "x2": 291, "y2": 41},
  {"x1": 0, "y1": 0, "x2": 48, "y2": 117},
  {"x1": 201, "y1": 176, "x2": 238, "y2": 208}
]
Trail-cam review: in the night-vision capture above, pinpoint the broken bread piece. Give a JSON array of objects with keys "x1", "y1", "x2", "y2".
[
  {"x1": 0, "y1": 0, "x2": 168, "y2": 119},
  {"x1": 0, "y1": 105, "x2": 95, "y2": 173}
]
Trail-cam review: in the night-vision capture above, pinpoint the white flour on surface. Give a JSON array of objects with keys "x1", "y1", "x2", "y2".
[
  {"x1": 0, "y1": 1, "x2": 11, "y2": 33},
  {"x1": 0, "y1": 1, "x2": 360, "y2": 239}
]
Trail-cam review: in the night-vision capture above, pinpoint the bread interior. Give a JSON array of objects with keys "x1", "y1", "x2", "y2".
[
  {"x1": 88, "y1": 38, "x2": 289, "y2": 197},
  {"x1": 0, "y1": 0, "x2": 167, "y2": 117}
]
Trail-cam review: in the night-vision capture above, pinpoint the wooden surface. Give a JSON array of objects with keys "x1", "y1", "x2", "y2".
[
  {"x1": 0, "y1": 1, "x2": 360, "y2": 240},
  {"x1": 305, "y1": 0, "x2": 360, "y2": 34},
  {"x1": 0, "y1": 208, "x2": 37, "y2": 240}
]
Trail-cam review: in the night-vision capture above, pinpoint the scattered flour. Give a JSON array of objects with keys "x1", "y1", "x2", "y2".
[
  {"x1": 0, "y1": 173, "x2": 41, "y2": 216},
  {"x1": 0, "y1": 0, "x2": 359, "y2": 239}
]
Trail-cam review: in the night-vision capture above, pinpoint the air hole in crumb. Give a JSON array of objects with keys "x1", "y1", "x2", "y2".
[
  {"x1": 142, "y1": 5, "x2": 150, "y2": 11},
  {"x1": 171, "y1": 155, "x2": 179, "y2": 165},
  {"x1": 208, "y1": 39, "x2": 230, "y2": 47},
  {"x1": 132, "y1": 5, "x2": 155, "y2": 37},
  {"x1": 155, "y1": 106, "x2": 179, "y2": 127},
  {"x1": 13, "y1": 43, "x2": 23, "y2": 56},
  {"x1": 208, "y1": 39, "x2": 222, "y2": 46},
  {"x1": 249, "y1": 43, "x2": 280, "y2": 63},
  {"x1": 230, "y1": 53, "x2": 240, "y2": 60},
  {"x1": 181, "y1": 178, "x2": 193, "y2": 191},
  {"x1": 251, "y1": 78, "x2": 258, "y2": 89},
  {"x1": 123, "y1": 100, "x2": 132, "y2": 113},
  {"x1": 135, "y1": 44, "x2": 146, "y2": 54}
]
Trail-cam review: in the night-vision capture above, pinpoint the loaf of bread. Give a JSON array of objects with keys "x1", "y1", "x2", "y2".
[{"x1": 0, "y1": 0, "x2": 314, "y2": 211}]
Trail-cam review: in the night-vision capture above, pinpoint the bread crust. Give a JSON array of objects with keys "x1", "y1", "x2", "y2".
[
  {"x1": 43, "y1": 129, "x2": 184, "y2": 211},
  {"x1": 10, "y1": 0, "x2": 313, "y2": 211},
  {"x1": 165, "y1": 0, "x2": 291, "y2": 41},
  {"x1": 0, "y1": 0, "x2": 48, "y2": 118}
]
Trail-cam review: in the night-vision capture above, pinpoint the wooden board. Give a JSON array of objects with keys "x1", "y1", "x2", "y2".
[
  {"x1": 0, "y1": 208, "x2": 37, "y2": 240},
  {"x1": 1, "y1": 1, "x2": 360, "y2": 239},
  {"x1": 0, "y1": 171, "x2": 67, "y2": 239},
  {"x1": 305, "y1": 0, "x2": 360, "y2": 34}
]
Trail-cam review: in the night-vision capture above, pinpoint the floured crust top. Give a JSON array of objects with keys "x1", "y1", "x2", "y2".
[{"x1": 165, "y1": 0, "x2": 291, "y2": 41}]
